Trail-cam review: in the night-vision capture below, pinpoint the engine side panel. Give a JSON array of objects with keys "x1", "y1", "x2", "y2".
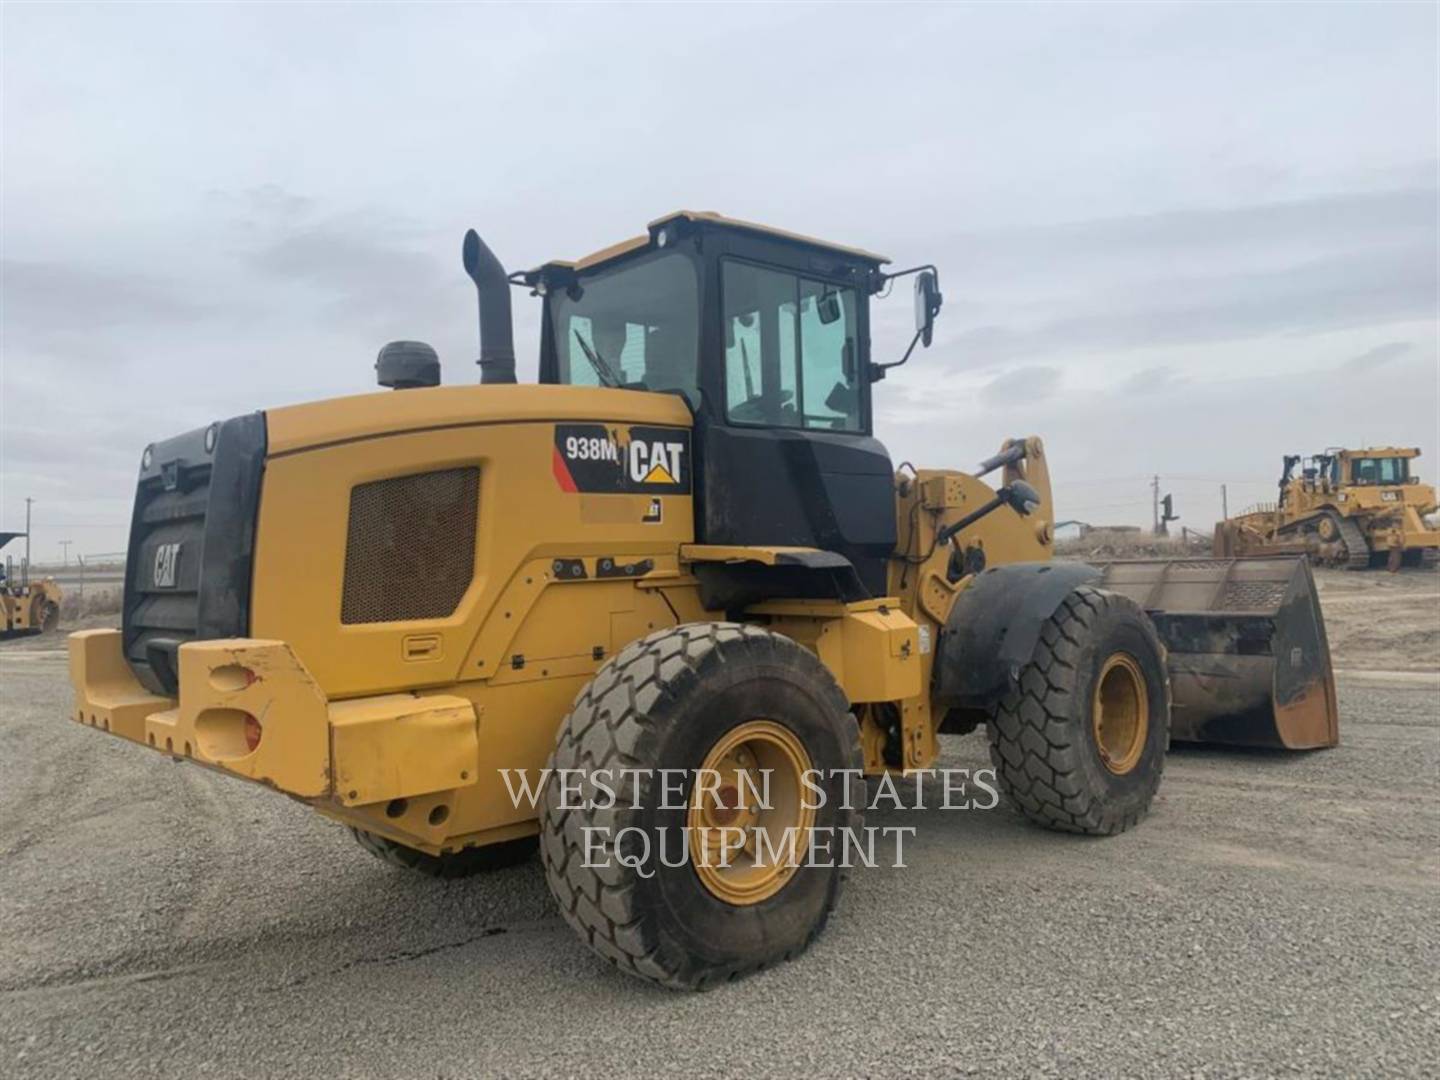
[{"x1": 252, "y1": 419, "x2": 696, "y2": 699}]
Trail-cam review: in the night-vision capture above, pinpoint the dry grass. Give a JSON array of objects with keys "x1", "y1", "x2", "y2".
[
  {"x1": 60, "y1": 585, "x2": 123, "y2": 620},
  {"x1": 1054, "y1": 529, "x2": 1207, "y2": 561}
]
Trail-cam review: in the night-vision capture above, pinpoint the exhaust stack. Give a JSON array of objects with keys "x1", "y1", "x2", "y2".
[{"x1": 461, "y1": 229, "x2": 516, "y2": 384}]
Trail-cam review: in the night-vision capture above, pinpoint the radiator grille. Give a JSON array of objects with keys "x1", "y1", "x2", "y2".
[
  {"x1": 123, "y1": 413, "x2": 266, "y2": 696},
  {"x1": 341, "y1": 467, "x2": 480, "y2": 625}
]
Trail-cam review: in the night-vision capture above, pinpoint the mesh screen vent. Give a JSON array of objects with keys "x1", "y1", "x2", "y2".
[
  {"x1": 1218, "y1": 580, "x2": 1288, "y2": 611},
  {"x1": 341, "y1": 467, "x2": 479, "y2": 625}
]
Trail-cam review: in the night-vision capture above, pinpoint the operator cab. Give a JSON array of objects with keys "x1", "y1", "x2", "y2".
[
  {"x1": 1289, "y1": 448, "x2": 1421, "y2": 494},
  {"x1": 1343, "y1": 452, "x2": 1412, "y2": 486},
  {"x1": 523, "y1": 212, "x2": 941, "y2": 599}
]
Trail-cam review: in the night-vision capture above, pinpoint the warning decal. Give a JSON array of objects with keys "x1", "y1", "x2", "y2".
[{"x1": 553, "y1": 424, "x2": 691, "y2": 495}]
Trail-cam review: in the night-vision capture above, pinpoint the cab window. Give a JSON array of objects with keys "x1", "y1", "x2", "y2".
[
  {"x1": 550, "y1": 252, "x2": 700, "y2": 407},
  {"x1": 722, "y1": 260, "x2": 862, "y2": 431},
  {"x1": 1351, "y1": 457, "x2": 1407, "y2": 484}
]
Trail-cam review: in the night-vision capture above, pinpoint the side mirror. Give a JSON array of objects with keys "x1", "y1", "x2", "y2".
[
  {"x1": 872, "y1": 264, "x2": 944, "y2": 381},
  {"x1": 1003, "y1": 479, "x2": 1041, "y2": 516},
  {"x1": 914, "y1": 270, "x2": 941, "y2": 347}
]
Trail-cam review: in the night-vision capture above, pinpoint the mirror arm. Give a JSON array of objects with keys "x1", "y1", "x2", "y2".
[
  {"x1": 869, "y1": 263, "x2": 942, "y2": 382},
  {"x1": 870, "y1": 328, "x2": 924, "y2": 380},
  {"x1": 874, "y1": 263, "x2": 940, "y2": 293}
]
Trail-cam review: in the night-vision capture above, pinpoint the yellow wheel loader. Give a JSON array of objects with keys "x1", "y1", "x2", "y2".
[
  {"x1": 1215, "y1": 448, "x2": 1440, "y2": 570},
  {"x1": 69, "y1": 212, "x2": 1338, "y2": 989},
  {"x1": 2, "y1": 532, "x2": 62, "y2": 638}
]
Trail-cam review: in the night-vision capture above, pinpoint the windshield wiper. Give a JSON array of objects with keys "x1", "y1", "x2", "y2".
[{"x1": 573, "y1": 329, "x2": 622, "y2": 388}]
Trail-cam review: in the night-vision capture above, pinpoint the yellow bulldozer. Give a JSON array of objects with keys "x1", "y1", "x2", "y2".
[
  {"x1": 68, "y1": 212, "x2": 1338, "y2": 989},
  {"x1": 2, "y1": 532, "x2": 62, "y2": 638},
  {"x1": 1215, "y1": 447, "x2": 1440, "y2": 570}
]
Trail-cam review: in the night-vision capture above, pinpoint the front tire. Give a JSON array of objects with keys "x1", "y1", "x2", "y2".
[
  {"x1": 987, "y1": 586, "x2": 1169, "y2": 836},
  {"x1": 540, "y1": 623, "x2": 864, "y2": 990}
]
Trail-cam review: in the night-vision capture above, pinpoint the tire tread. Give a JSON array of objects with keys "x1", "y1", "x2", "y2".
[
  {"x1": 540, "y1": 621, "x2": 859, "y2": 990},
  {"x1": 987, "y1": 586, "x2": 1167, "y2": 837}
]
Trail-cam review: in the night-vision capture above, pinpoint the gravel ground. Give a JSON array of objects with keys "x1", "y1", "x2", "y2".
[
  {"x1": 2, "y1": 578, "x2": 1438, "y2": 1078},
  {"x1": 1313, "y1": 567, "x2": 1439, "y2": 672}
]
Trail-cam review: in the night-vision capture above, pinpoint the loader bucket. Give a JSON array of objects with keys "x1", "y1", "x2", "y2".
[{"x1": 1087, "y1": 557, "x2": 1339, "y2": 750}]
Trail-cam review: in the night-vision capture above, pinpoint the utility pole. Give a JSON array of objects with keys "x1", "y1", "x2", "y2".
[
  {"x1": 24, "y1": 497, "x2": 33, "y2": 586},
  {"x1": 1221, "y1": 484, "x2": 1228, "y2": 522},
  {"x1": 59, "y1": 540, "x2": 73, "y2": 567},
  {"x1": 1151, "y1": 475, "x2": 1160, "y2": 535}
]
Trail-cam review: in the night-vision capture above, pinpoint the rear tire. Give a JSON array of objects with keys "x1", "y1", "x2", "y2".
[
  {"x1": 350, "y1": 828, "x2": 537, "y2": 878},
  {"x1": 987, "y1": 586, "x2": 1169, "y2": 836},
  {"x1": 540, "y1": 623, "x2": 864, "y2": 990}
]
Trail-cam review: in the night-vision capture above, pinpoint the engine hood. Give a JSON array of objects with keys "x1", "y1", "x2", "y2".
[{"x1": 264, "y1": 384, "x2": 693, "y2": 457}]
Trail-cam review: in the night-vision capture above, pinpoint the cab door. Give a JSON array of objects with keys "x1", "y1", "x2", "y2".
[{"x1": 695, "y1": 250, "x2": 896, "y2": 597}]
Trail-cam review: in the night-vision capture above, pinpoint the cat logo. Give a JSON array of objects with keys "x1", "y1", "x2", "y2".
[
  {"x1": 152, "y1": 542, "x2": 181, "y2": 589},
  {"x1": 553, "y1": 423, "x2": 691, "y2": 495},
  {"x1": 629, "y1": 439, "x2": 685, "y2": 486}
]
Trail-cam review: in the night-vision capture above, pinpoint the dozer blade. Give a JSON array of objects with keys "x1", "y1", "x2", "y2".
[{"x1": 1087, "y1": 556, "x2": 1339, "y2": 750}]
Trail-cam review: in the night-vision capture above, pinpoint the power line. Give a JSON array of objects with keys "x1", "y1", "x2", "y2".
[
  {"x1": 1054, "y1": 474, "x2": 1275, "y2": 487},
  {"x1": 7, "y1": 522, "x2": 128, "y2": 529},
  {"x1": 1057, "y1": 500, "x2": 1153, "y2": 513}
]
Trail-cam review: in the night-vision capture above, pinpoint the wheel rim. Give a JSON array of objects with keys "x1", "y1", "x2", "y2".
[
  {"x1": 687, "y1": 719, "x2": 814, "y2": 906},
  {"x1": 1091, "y1": 653, "x2": 1149, "y2": 775}
]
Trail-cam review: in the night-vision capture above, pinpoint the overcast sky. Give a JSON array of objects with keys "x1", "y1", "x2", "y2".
[{"x1": 3, "y1": 2, "x2": 1437, "y2": 561}]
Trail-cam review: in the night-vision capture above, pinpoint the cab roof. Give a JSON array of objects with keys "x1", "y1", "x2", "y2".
[
  {"x1": 1329, "y1": 446, "x2": 1421, "y2": 458},
  {"x1": 527, "y1": 210, "x2": 891, "y2": 278}
]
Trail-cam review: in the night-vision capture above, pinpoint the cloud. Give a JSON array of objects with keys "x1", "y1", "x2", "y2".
[
  {"x1": 2, "y1": 4, "x2": 1437, "y2": 558},
  {"x1": 932, "y1": 187, "x2": 1436, "y2": 272},
  {"x1": 878, "y1": 344, "x2": 1440, "y2": 531},
  {"x1": 2, "y1": 260, "x2": 208, "y2": 342},
  {"x1": 235, "y1": 197, "x2": 452, "y2": 319},
  {"x1": 980, "y1": 366, "x2": 1061, "y2": 406},
  {"x1": 211, "y1": 183, "x2": 316, "y2": 230},
  {"x1": 1344, "y1": 340, "x2": 1413, "y2": 371},
  {"x1": 1122, "y1": 366, "x2": 1185, "y2": 395},
  {"x1": 245, "y1": 220, "x2": 440, "y2": 296},
  {"x1": 929, "y1": 188, "x2": 1438, "y2": 371}
]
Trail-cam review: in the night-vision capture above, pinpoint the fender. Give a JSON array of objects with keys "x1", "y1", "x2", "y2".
[{"x1": 933, "y1": 561, "x2": 1101, "y2": 710}]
